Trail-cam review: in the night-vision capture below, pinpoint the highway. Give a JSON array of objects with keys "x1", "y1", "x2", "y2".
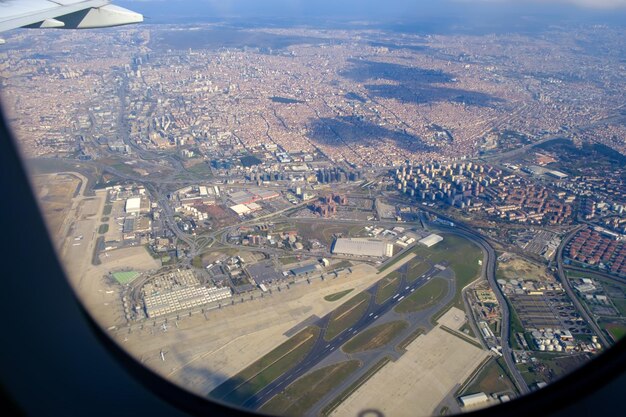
[
  {"x1": 434, "y1": 224, "x2": 531, "y2": 396},
  {"x1": 212, "y1": 263, "x2": 445, "y2": 409},
  {"x1": 556, "y1": 227, "x2": 610, "y2": 347}
]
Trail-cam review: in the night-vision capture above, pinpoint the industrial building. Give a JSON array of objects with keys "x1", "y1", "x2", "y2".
[
  {"x1": 419, "y1": 233, "x2": 444, "y2": 248},
  {"x1": 332, "y1": 238, "x2": 393, "y2": 258},
  {"x1": 125, "y1": 197, "x2": 141, "y2": 214},
  {"x1": 230, "y1": 202, "x2": 262, "y2": 216},
  {"x1": 459, "y1": 392, "x2": 490, "y2": 408},
  {"x1": 290, "y1": 264, "x2": 319, "y2": 276}
]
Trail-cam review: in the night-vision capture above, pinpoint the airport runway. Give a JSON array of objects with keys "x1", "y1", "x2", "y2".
[
  {"x1": 212, "y1": 262, "x2": 445, "y2": 409},
  {"x1": 251, "y1": 264, "x2": 443, "y2": 409}
]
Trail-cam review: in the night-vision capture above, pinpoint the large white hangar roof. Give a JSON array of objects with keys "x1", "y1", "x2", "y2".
[
  {"x1": 419, "y1": 234, "x2": 444, "y2": 248},
  {"x1": 332, "y1": 238, "x2": 393, "y2": 258}
]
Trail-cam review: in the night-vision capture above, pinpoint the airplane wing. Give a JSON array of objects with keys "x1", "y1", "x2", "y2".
[{"x1": 0, "y1": 0, "x2": 143, "y2": 34}]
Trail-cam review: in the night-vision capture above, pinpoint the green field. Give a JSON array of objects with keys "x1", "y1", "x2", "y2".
[
  {"x1": 439, "y1": 235, "x2": 482, "y2": 309},
  {"x1": 186, "y1": 161, "x2": 213, "y2": 177},
  {"x1": 102, "y1": 204, "x2": 112, "y2": 216},
  {"x1": 406, "y1": 261, "x2": 432, "y2": 283},
  {"x1": 112, "y1": 271, "x2": 139, "y2": 284},
  {"x1": 604, "y1": 323, "x2": 626, "y2": 341},
  {"x1": 278, "y1": 256, "x2": 299, "y2": 266},
  {"x1": 260, "y1": 360, "x2": 360, "y2": 416},
  {"x1": 325, "y1": 292, "x2": 371, "y2": 341},
  {"x1": 376, "y1": 272, "x2": 401, "y2": 304},
  {"x1": 324, "y1": 289, "x2": 354, "y2": 302},
  {"x1": 98, "y1": 223, "x2": 109, "y2": 234},
  {"x1": 342, "y1": 321, "x2": 409, "y2": 353},
  {"x1": 461, "y1": 358, "x2": 516, "y2": 396},
  {"x1": 384, "y1": 234, "x2": 481, "y2": 311},
  {"x1": 210, "y1": 326, "x2": 320, "y2": 405},
  {"x1": 611, "y1": 299, "x2": 626, "y2": 316},
  {"x1": 192, "y1": 256, "x2": 203, "y2": 268},
  {"x1": 507, "y1": 299, "x2": 525, "y2": 350},
  {"x1": 395, "y1": 277, "x2": 448, "y2": 314}
]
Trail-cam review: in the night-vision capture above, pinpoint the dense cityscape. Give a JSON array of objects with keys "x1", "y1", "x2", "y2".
[{"x1": 1, "y1": 17, "x2": 625, "y2": 417}]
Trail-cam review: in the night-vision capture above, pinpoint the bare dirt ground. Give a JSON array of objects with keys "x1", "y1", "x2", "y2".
[
  {"x1": 32, "y1": 173, "x2": 81, "y2": 246},
  {"x1": 32, "y1": 173, "x2": 158, "y2": 330},
  {"x1": 332, "y1": 307, "x2": 489, "y2": 417},
  {"x1": 498, "y1": 254, "x2": 554, "y2": 282}
]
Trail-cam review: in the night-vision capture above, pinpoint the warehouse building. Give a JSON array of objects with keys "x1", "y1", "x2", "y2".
[
  {"x1": 125, "y1": 197, "x2": 141, "y2": 215},
  {"x1": 290, "y1": 264, "x2": 319, "y2": 276},
  {"x1": 332, "y1": 238, "x2": 393, "y2": 258},
  {"x1": 459, "y1": 392, "x2": 489, "y2": 408},
  {"x1": 419, "y1": 233, "x2": 444, "y2": 248}
]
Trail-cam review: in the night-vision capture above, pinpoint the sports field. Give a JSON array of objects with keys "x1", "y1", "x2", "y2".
[{"x1": 112, "y1": 271, "x2": 139, "y2": 284}]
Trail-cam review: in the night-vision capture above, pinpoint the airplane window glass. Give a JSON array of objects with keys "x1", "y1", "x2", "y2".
[{"x1": 1, "y1": 1, "x2": 625, "y2": 416}]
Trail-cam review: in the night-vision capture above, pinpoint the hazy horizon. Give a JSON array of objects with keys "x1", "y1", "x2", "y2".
[{"x1": 118, "y1": 0, "x2": 626, "y2": 32}]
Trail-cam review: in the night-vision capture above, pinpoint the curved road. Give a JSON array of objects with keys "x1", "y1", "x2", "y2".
[
  {"x1": 556, "y1": 227, "x2": 610, "y2": 347},
  {"x1": 434, "y1": 224, "x2": 530, "y2": 396}
]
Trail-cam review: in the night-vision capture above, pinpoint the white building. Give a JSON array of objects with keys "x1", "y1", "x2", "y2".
[
  {"x1": 459, "y1": 392, "x2": 489, "y2": 408},
  {"x1": 332, "y1": 238, "x2": 393, "y2": 258},
  {"x1": 419, "y1": 233, "x2": 444, "y2": 248},
  {"x1": 125, "y1": 197, "x2": 141, "y2": 215}
]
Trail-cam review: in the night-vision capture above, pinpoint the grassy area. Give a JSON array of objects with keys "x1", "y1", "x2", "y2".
[
  {"x1": 102, "y1": 204, "x2": 112, "y2": 216},
  {"x1": 604, "y1": 322, "x2": 626, "y2": 341},
  {"x1": 342, "y1": 321, "x2": 409, "y2": 353},
  {"x1": 407, "y1": 234, "x2": 483, "y2": 314},
  {"x1": 461, "y1": 358, "x2": 517, "y2": 396},
  {"x1": 612, "y1": 299, "x2": 626, "y2": 316},
  {"x1": 396, "y1": 327, "x2": 425, "y2": 350},
  {"x1": 112, "y1": 271, "x2": 139, "y2": 284},
  {"x1": 395, "y1": 277, "x2": 448, "y2": 314},
  {"x1": 260, "y1": 360, "x2": 360, "y2": 416},
  {"x1": 332, "y1": 260, "x2": 353, "y2": 270},
  {"x1": 210, "y1": 326, "x2": 320, "y2": 405},
  {"x1": 186, "y1": 161, "x2": 213, "y2": 177},
  {"x1": 517, "y1": 363, "x2": 547, "y2": 387},
  {"x1": 375, "y1": 272, "x2": 401, "y2": 304},
  {"x1": 507, "y1": 299, "x2": 525, "y2": 350},
  {"x1": 442, "y1": 236, "x2": 482, "y2": 309},
  {"x1": 98, "y1": 224, "x2": 109, "y2": 234},
  {"x1": 406, "y1": 261, "x2": 432, "y2": 283},
  {"x1": 459, "y1": 321, "x2": 476, "y2": 338},
  {"x1": 321, "y1": 356, "x2": 391, "y2": 416},
  {"x1": 192, "y1": 256, "x2": 203, "y2": 269},
  {"x1": 295, "y1": 223, "x2": 357, "y2": 247},
  {"x1": 324, "y1": 289, "x2": 354, "y2": 302},
  {"x1": 278, "y1": 256, "x2": 299, "y2": 266},
  {"x1": 532, "y1": 352, "x2": 590, "y2": 380},
  {"x1": 325, "y1": 292, "x2": 371, "y2": 341}
]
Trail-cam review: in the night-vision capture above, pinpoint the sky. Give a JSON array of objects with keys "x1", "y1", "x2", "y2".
[{"x1": 117, "y1": 0, "x2": 626, "y2": 27}]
